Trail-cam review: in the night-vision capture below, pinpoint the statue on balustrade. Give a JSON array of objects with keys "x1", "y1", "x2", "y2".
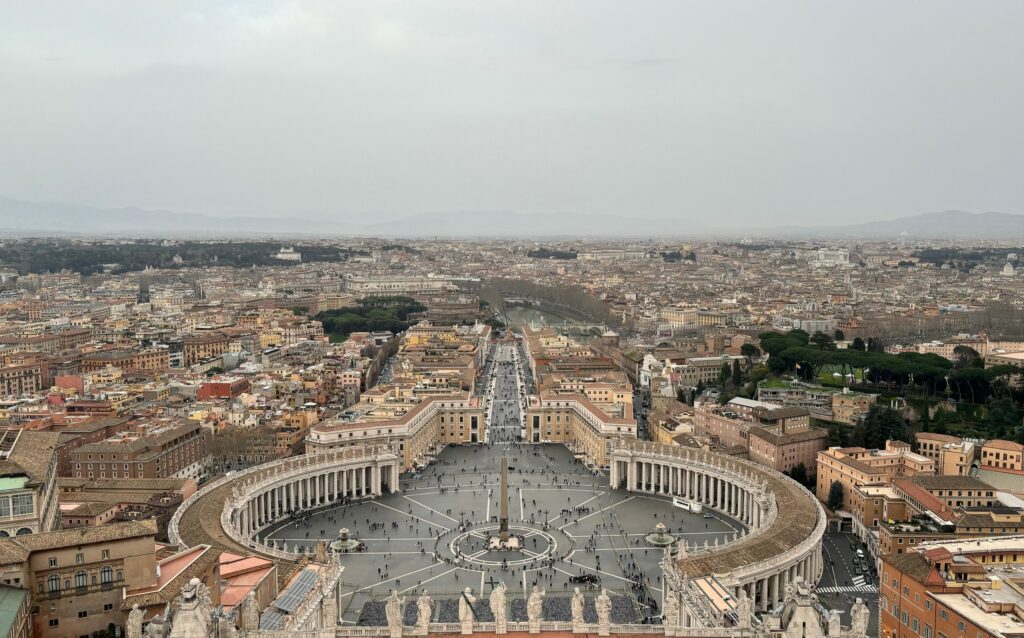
[
  {"x1": 415, "y1": 595, "x2": 433, "y2": 634},
  {"x1": 571, "y1": 587, "x2": 584, "y2": 630},
  {"x1": 489, "y1": 582, "x2": 507, "y2": 633},
  {"x1": 385, "y1": 590, "x2": 405, "y2": 638},
  {"x1": 850, "y1": 598, "x2": 870, "y2": 636}
]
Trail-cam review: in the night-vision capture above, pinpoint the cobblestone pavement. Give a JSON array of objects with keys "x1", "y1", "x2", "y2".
[{"x1": 260, "y1": 443, "x2": 743, "y2": 625}]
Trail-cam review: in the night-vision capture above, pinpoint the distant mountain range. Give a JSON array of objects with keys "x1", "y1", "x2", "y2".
[
  {"x1": 0, "y1": 196, "x2": 1019, "y2": 240},
  {"x1": 767, "y1": 210, "x2": 1024, "y2": 241}
]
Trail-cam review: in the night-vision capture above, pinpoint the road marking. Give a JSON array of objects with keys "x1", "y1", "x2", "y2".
[
  {"x1": 547, "y1": 493, "x2": 602, "y2": 524},
  {"x1": 400, "y1": 567, "x2": 460, "y2": 595},
  {"x1": 403, "y1": 495, "x2": 461, "y2": 525},
  {"x1": 342, "y1": 562, "x2": 444, "y2": 597},
  {"x1": 375, "y1": 502, "x2": 451, "y2": 532},
  {"x1": 564, "y1": 497, "x2": 636, "y2": 528}
]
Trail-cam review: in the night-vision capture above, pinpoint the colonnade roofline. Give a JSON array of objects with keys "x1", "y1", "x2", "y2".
[
  {"x1": 608, "y1": 438, "x2": 826, "y2": 606},
  {"x1": 169, "y1": 444, "x2": 402, "y2": 558}
]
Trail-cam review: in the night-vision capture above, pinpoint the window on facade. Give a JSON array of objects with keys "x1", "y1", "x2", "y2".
[
  {"x1": 101, "y1": 567, "x2": 113, "y2": 584},
  {"x1": 47, "y1": 574, "x2": 59, "y2": 592},
  {"x1": 75, "y1": 553, "x2": 84, "y2": 564},
  {"x1": 48, "y1": 558, "x2": 57, "y2": 568},
  {"x1": 75, "y1": 571, "x2": 87, "y2": 590}
]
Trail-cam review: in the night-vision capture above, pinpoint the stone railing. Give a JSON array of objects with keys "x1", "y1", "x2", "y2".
[
  {"x1": 169, "y1": 444, "x2": 398, "y2": 551},
  {"x1": 239, "y1": 623, "x2": 746, "y2": 638},
  {"x1": 325, "y1": 621, "x2": 686, "y2": 637}
]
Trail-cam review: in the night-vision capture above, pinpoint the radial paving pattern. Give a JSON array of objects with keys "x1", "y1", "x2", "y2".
[{"x1": 259, "y1": 443, "x2": 744, "y2": 625}]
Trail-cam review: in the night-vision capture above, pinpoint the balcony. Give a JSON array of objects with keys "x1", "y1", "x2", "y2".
[{"x1": 38, "y1": 577, "x2": 123, "y2": 600}]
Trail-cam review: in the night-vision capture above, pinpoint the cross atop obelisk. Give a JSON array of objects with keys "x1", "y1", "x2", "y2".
[{"x1": 499, "y1": 454, "x2": 510, "y2": 541}]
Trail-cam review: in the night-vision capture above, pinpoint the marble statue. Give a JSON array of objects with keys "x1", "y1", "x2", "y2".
[
  {"x1": 571, "y1": 587, "x2": 585, "y2": 629},
  {"x1": 737, "y1": 588, "x2": 753, "y2": 630},
  {"x1": 827, "y1": 609, "x2": 842, "y2": 637},
  {"x1": 458, "y1": 587, "x2": 476, "y2": 634},
  {"x1": 527, "y1": 585, "x2": 545, "y2": 624},
  {"x1": 385, "y1": 591, "x2": 405, "y2": 637},
  {"x1": 489, "y1": 583, "x2": 507, "y2": 633},
  {"x1": 596, "y1": 588, "x2": 612, "y2": 637},
  {"x1": 850, "y1": 598, "x2": 870, "y2": 636},
  {"x1": 416, "y1": 595, "x2": 433, "y2": 633},
  {"x1": 127, "y1": 604, "x2": 145, "y2": 638}
]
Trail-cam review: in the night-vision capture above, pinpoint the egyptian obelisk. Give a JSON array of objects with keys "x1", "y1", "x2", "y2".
[{"x1": 499, "y1": 454, "x2": 510, "y2": 541}]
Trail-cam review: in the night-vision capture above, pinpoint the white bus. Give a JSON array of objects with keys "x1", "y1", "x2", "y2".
[{"x1": 673, "y1": 498, "x2": 702, "y2": 513}]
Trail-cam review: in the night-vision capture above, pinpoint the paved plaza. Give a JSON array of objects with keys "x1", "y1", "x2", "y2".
[{"x1": 260, "y1": 443, "x2": 743, "y2": 625}]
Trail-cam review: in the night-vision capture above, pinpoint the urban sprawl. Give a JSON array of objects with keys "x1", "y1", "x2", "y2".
[{"x1": 0, "y1": 238, "x2": 1022, "y2": 638}]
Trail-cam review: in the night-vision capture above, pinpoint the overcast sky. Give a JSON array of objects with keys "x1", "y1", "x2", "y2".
[{"x1": 1, "y1": 1, "x2": 1022, "y2": 227}]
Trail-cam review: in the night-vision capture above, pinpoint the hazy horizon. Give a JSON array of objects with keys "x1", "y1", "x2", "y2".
[{"x1": 1, "y1": 2, "x2": 1022, "y2": 227}]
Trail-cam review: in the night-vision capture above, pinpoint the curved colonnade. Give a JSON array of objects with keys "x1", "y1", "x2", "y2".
[
  {"x1": 171, "y1": 439, "x2": 824, "y2": 618},
  {"x1": 169, "y1": 445, "x2": 402, "y2": 560},
  {"x1": 610, "y1": 439, "x2": 826, "y2": 614}
]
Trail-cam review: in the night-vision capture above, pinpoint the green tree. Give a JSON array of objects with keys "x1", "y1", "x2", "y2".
[
  {"x1": 719, "y1": 363, "x2": 731, "y2": 386},
  {"x1": 851, "y1": 337, "x2": 866, "y2": 351},
  {"x1": 789, "y1": 463, "x2": 809, "y2": 486},
  {"x1": 827, "y1": 480, "x2": 845, "y2": 511},
  {"x1": 834, "y1": 329, "x2": 845, "y2": 341},
  {"x1": 826, "y1": 425, "x2": 849, "y2": 448},
  {"x1": 953, "y1": 345, "x2": 981, "y2": 369},
  {"x1": 731, "y1": 359, "x2": 743, "y2": 386},
  {"x1": 987, "y1": 397, "x2": 1023, "y2": 439},
  {"x1": 810, "y1": 331, "x2": 837, "y2": 351},
  {"x1": 859, "y1": 405, "x2": 907, "y2": 449},
  {"x1": 740, "y1": 343, "x2": 760, "y2": 363}
]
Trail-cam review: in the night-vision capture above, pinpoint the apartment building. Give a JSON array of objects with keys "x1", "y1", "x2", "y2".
[
  {"x1": 915, "y1": 432, "x2": 977, "y2": 476},
  {"x1": 306, "y1": 390, "x2": 486, "y2": 468},
  {"x1": 756, "y1": 381, "x2": 876, "y2": 425},
  {"x1": 0, "y1": 520, "x2": 158, "y2": 638},
  {"x1": 0, "y1": 365, "x2": 43, "y2": 398},
  {"x1": 80, "y1": 348, "x2": 169, "y2": 374},
  {"x1": 984, "y1": 350, "x2": 1024, "y2": 370},
  {"x1": 816, "y1": 440, "x2": 935, "y2": 518},
  {"x1": 181, "y1": 333, "x2": 231, "y2": 366},
  {"x1": 980, "y1": 439, "x2": 1024, "y2": 472},
  {"x1": 880, "y1": 537, "x2": 1024, "y2": 638},
  {"x1": 0, "y1": 429, "x2": 61, "y2": 537},
  {"x1": 72, "y1": 418, "x2": 209, "y2": 480}
]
